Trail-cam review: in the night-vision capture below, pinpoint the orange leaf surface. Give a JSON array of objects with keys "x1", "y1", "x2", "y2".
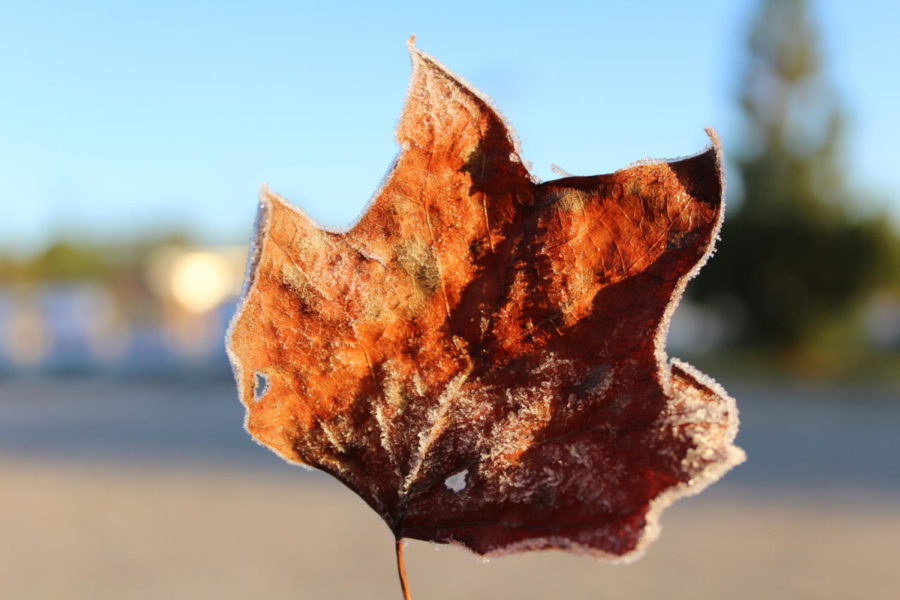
[{"x1": 227, "y1": 40, "x2": 744, "y2": 561}]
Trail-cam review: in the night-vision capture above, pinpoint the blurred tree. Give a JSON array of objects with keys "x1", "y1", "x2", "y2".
[
  {"x1": 26, "y1": 241, "x2": 115, "y2": 282},
  {"x1": 0, "y1": 254, "x2": 17, "y2": 282},
  {"x1": 0, "y1": 232, "x2": 196, "y2": 285},
  {"x1": 691, "y1": 0, "x2": 899, "y2": 352}
]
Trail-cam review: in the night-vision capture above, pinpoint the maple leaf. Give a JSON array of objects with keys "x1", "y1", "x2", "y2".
[{"x1": 227, "y1": 38, "x2": 744, "y2": 582}]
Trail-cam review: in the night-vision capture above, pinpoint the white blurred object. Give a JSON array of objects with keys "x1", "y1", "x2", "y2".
[
  {"x1": 5, "y1": 303, "x2": 52, "y2": 367},
  {"x1": 667, "y1": 300, "x2": 728, "y2": 355},
  {"x1": 3, "y1": 284, "x2": 132, "y2": 368},
  {"x1": 863, "y1": 293, "x2": 900, "y2": 349}
]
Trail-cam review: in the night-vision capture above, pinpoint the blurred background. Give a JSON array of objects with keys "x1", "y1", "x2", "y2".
[{"x1": 1, "y1": 0, "x2": 898, "y2": 598}]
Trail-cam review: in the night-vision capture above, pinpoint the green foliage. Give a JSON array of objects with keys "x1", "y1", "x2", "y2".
[
  {"x1": 0, "y1": 233, "x2": 195, "y2": 286},
  {"x1": 692, "y1": 0, "x2": 900, "y2": 351},
  {"x1": 28, "y1": 242, "x2": 116, "y2": 282}
]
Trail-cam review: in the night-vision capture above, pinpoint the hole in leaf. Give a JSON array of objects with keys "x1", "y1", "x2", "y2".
[
  {"x1": 444, "y1": 469, "x2": 468, "y2": 493},
  {"x1": 253, "y1": 372, "x2": 269, "y2": 402}
]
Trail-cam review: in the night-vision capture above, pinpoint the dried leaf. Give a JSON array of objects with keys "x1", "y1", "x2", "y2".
[{"x1": 227, "y1": 40, "x2": 744, "y2": 563}]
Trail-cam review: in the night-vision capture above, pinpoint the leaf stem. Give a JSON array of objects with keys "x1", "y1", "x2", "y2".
[{"x1": 395, "y1": 537, "x2": 413, "y2": 600}]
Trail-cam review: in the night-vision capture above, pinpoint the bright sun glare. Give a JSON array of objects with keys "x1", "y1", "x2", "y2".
[{"x1": 169, "y1": 252, "x2": 236, "y2": 314}]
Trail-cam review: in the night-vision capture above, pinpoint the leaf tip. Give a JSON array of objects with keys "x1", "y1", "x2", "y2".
[
  {"x1": 257, "y1": 183, "x2": 297, "y2": 216},
  {"x1": 257, "y1": 182, "x2": 279, "y2": 207},
  {"x1": 406, "y1": 36, "x2": 433, "y2": 75},
  {"x1": 702, "y1": 126, "x2": 726, "y2": 212},
  {"x1": 703, "y1": 126, "x2": 724, "y2": 167}
]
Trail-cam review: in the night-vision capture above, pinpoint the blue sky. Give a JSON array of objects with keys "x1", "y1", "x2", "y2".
[{"x1": 2, "y1": 0, "x2": 899, "y2": 253}]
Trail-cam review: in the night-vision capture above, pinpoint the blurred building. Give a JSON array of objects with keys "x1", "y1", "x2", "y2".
[{"x1": 0, "y1": 245, "x2": 248, "y2": 377}]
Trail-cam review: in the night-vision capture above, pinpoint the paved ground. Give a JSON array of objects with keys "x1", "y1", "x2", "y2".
[
  {"x1": 1, "y1": 377, "x2": 898, "y2": 599},
  {"x1": 1, "y1": 459, "x2": 898, "y2": 600}
]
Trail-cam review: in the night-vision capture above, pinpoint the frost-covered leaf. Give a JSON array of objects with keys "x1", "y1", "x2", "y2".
[{"x1": 227, "y1": 40, "x2": 744, "y2": 561}]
